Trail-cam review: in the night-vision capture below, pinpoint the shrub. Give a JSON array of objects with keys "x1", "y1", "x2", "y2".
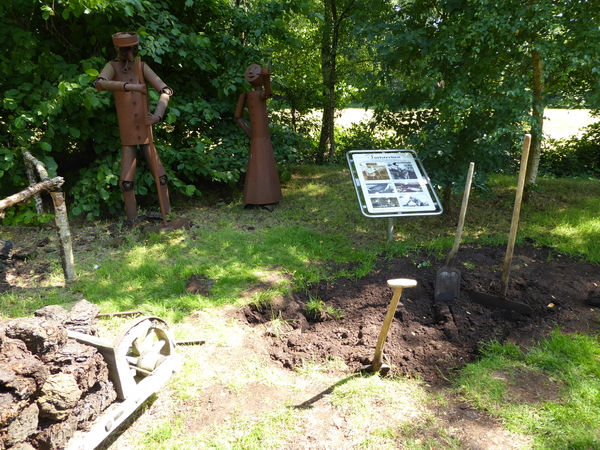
[
  {"x1": 333, "y1": 121, "x2": 404, "y2": 164},
  {"x1": 540, "y1": 122, "x2": 600, "y2": 178}
]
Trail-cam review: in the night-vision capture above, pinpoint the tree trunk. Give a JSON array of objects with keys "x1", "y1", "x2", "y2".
[
  {"x1": 317, "y1": 0, "x2": 338, "y2": 164},
  {"x1": 525, "y1": 40, "x2": 544, "y2": 200},
  {"x1": 51, "y1": 191, "x2": 76, "y2": 282},
  {"x1": 291, "y1": 104, "x2": 298, "y2": 133}
]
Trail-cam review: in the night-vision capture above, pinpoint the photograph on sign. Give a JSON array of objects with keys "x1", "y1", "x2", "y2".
[{"x1": 353, "y1": 152, "x2": 436, "y2": 214}]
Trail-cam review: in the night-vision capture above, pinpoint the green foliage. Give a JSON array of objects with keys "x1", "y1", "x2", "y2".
[
  {"x1": 69, "y1": 155, "x2": 122, "y2": 219},
  {"x1": 266, "y1": 7, "x2": 323, "y2": 126},
  {"x1": 1, "y1": 203, "x2": 54, "y2": 226},
  {"x1": 539, "y1": 122, "x2": 600, "y2": 178},
  {"x1": 305, "y1": 296, "x2": 344, "y2": 321},
  {"x1": 1, "y1": 0, "x2": 599, "y2": 222},
  {"x1": 357, "y1": 0, "x2": 600, "y2": 196},
  {"x1": 0, "y1": 0, "x2": 310, "y2": 220},
  {"x1": 334, "y1": 121, "x2": 404, "y2": 163},
  {"x1": 269, "y1": 123, "x2": 311, "y2": 167}
]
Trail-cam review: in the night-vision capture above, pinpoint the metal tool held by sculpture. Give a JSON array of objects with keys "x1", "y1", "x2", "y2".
[{"x1": 137, "y1": 56, "x2": 189, "y2": 233}]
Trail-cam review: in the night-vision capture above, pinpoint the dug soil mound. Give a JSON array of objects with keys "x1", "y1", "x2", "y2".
[{"x1": 241, "y1": 244, "x2": 600, "y2": 385}]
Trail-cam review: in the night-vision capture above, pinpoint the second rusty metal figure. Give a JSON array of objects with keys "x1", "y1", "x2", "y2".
[
  {"x1": 94, "y1": 32, "x2": 172, "y2": 222},
  {"x1": 235, "y1": 65, "x2": 282, "y2": 210}
]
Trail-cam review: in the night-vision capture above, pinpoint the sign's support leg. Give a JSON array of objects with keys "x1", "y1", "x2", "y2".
[{"x1": 387, "y1": 217, "x2": 395, "y2": 242}]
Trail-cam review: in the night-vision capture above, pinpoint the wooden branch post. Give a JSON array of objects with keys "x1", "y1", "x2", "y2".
[
  {"x1": 23, "y1": 151, "x2": 76, "y2": 282},
  {"x1": 50, "y1": 190, "x2": 76, "y2": 281},
  {"x1": 0, "y1": 177, "x2": 64, "y2": 212},
  {"x1": 0, "y1": 151, "x2": 76, "y2": 282},
  {"x1": 24, "y1": 161, "x2": 45, "y2": 215}
]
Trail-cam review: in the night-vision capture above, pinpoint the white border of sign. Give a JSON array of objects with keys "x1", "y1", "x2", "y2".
[{"x1": 347, "y1": 150, "x2": 443, "y2": 218}]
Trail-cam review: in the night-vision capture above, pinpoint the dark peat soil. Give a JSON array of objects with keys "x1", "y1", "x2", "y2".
[{"x1": 241, "y1": 244, "x2": 600, "y2": 385}]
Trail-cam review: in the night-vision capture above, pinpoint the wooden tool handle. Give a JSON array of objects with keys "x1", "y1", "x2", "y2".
[
  {"x1": 500, "y1": 134, "x2": 531, "y2": 297},
  {"x1": 446, "y1": 162, "x2": 475, "y2": 267},
  {"x1": 371, "y1": 279, "x2": 417, "y2": 370}
]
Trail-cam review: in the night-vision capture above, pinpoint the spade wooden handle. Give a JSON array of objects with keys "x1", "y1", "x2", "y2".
[
  {"x1": 500, "y1": 134, "x2": 531, "y2": 297},
  {"x1": 446, "y1": 162, "x2": 475, "y2": 267}
]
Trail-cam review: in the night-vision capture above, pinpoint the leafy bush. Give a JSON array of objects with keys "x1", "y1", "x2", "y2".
[
  {"x1": 64, "y1": 121, "x2": 310, "y2": 219},
  {"x1": 1, "y1": 204, "x2": 54, "y2": 226},
  {"x1": 540, "y1": 122, "x2": 600, "y2": 178},
  {"x1": 363, "y1": 109, "x2": 518, "y2": 198},
  {"x1": 334, "y1": 121, "x2": 404, "y2": 163},
  {"x1": 0, "y1": 0, "x2": 314, "y2": 221}
]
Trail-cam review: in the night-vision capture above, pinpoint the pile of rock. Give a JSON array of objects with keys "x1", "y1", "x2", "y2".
[{"x1": 0, "y1": 301, "x2": 117, "y2": 450}]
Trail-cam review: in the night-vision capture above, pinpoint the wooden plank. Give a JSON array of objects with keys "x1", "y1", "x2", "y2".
[
  {"x1": 67, "y1": 331, "x2": 136, "y2": 400},
  {"x1": 66, "y1": 354, "x2": 182, "y2": 450}
]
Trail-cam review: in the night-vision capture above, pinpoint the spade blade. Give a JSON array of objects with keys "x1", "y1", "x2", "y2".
[
  {"x1": 470, "y1": 290, "x2": 533, "y2": 315},
  {"x1": 434, "y1": 266, "x2": 461, "y2": 302}
]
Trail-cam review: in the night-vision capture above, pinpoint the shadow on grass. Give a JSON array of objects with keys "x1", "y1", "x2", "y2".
[{"x1": 291, "y1": 374, "x2": 361, "y2": 409}]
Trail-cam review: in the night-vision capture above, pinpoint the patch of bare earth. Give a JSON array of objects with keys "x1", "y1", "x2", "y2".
[
  {"x1": 242, "y1": 244, "x2": 600, "y2": 384},
  {"x1": 101, "y1": 304, "x2": 530, "y2": 450},
  {"x1": 3, "y1": 228, "x2": 599, "y2": 449}
]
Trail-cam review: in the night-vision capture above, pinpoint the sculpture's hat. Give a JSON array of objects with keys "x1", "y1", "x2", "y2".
[
  {"x1": 244, "y1": 64, "x2": 262, "y2": 82},
  {"x1": 112, "y1": 32, "x2": 139, "y2": 48}
]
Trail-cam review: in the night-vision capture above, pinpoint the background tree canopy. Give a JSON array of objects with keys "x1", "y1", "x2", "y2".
[
  {"x1": 1, "y1": 0, "x2": 598, "y2": 221},
  {"x1": 361, "y1": 0, "x2": 600, "y2": 197}
]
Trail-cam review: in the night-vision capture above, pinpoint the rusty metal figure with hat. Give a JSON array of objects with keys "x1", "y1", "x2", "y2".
[
  {"x1": 234, "y1": 64, "x2": 282, "y2": 210},
  {"x1": 94, "y1": 32, "x2": 185, "y2": 230}
]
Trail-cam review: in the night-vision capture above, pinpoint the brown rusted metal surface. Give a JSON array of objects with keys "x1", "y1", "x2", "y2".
[
  {"x1": 94, "y1": 32, "x2": 173, "y2": 220},
  {"x1": 235, "y1": 65, "x2": 282, "y2": 207}
]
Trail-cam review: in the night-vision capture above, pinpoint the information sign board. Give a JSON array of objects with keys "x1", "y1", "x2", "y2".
[{"x1": 347, "y1": 150, "x2": 443, "y2": 218}]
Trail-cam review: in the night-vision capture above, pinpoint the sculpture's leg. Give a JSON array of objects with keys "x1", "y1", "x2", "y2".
[
  {"x1": 141, "y1": 144, "x2": 171, "y2": 215},
  {"x1": 120, "y1": 145, "x2": 138, "y2": 220}
]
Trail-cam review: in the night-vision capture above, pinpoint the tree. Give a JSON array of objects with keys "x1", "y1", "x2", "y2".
[
  {"x1": 363, "y1": 0, "x2": 600, "y2": 201},
  {"x1": 263, "y1": 1, "x2": 322, "y2": 134},
  {"x1": 315, "y1": 0, "x2": 388, "y2": 163},
  {"x1": 0, "y1": 0, "x2": 306, "y2": 221},
  {"x1": 520, "y1": 0, "x2": 600, "y2": 192}
]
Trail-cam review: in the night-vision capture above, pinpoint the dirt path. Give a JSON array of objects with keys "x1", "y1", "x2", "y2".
[{"x1": 104, "y1": 304, "x2": 533, "y2": 450}]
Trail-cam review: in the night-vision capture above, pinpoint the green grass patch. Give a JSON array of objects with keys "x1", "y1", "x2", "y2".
[
  {"x1": 2, "y1": 167, "x2": 600, "y2": 321},
  {"x1": 455, "y1": 330, "x2": 600, "y2": 449},
  {"x1": 2, "y1": 164, "x2": 600, "y2": 449},
  {"x1": 305, "y1": 296, "x2": 344, "y2": 321}
]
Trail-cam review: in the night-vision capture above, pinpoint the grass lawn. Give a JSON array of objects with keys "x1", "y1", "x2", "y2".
[{"x1": 0, "y1": 109, "x2": 599, "y2": 449}]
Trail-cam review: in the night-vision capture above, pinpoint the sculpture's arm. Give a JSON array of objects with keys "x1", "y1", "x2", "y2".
[
  {"x1": 262, "y1": 67, "x2": 272, "y2": 100},
  {"x1": 93, "y1": 63, "x2": 147, "y2": 94},
  {"x1": 143, "y1": 64, "x2": 173, "y2": 125},
  {"x1": 234, "y1": 93, "x2": 251, "y2": 139}
]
